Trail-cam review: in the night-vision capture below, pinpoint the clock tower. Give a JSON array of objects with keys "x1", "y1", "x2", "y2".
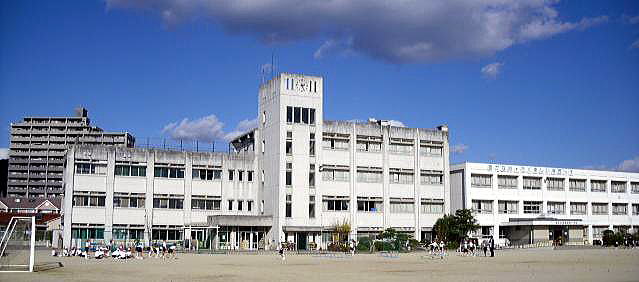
[{"x1": 258, "y1": 73, "x2": 324, "y2": 247}]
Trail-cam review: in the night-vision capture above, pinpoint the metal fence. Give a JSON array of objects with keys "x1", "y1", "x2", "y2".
[{"x1": 135, "y1": 138, "x2": 221, "y2": 152}]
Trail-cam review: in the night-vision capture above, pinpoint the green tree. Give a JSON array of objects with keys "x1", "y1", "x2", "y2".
[{"x1": 433, "y1": 209, "x2": 480, "y2": 248}]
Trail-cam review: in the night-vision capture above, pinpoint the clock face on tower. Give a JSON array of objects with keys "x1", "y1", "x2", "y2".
[{"x1": 294, "y1": 78, "x2": 309, "y2": 92}]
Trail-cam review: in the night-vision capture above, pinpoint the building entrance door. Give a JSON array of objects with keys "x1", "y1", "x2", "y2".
[
  {"x1": 297, "y1": 232, "x2": 307, "y2": 250},
  {"x1": 550, "y1": 226, "x2": 568, "y2": 244}
]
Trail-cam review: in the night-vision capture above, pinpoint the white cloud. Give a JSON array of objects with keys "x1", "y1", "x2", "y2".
[
  {"x1": 105, "y1": 0, "x2": 607, "y2": 64},
  {"x1": 630, "y1": 39, "x2": 639, "y2": 50},
  {"x1": 481, "y1": 62, "x2": 504, "y2": 79},
  {"x1": 623, "y1": 15, "x2": 639, "y2": 25},
  {"x1": 617, "y1": 156, "x2": 639, "y2": 172},
  {"x1": 0, "y1": 148, "x2": 8, "y2": 159},
  {"x1": 313, "y1": 38, "x2": 354, "y2": 60},
  {"x1": 162, "y1": 115, "x2": 257, "y2": 143},
  {"x1": 451, "y1": 144, "x2": 469, "y2": 154}
]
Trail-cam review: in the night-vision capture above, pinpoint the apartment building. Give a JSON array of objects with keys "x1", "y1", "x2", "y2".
[
  {"x1": 451, "y1": 162, "x2": 639, "y2": 245},
  {"x1": 62, "y1": 73, "x2": 451, "y2": 249},
  {"x1": 7, "y1": 108, "x2": 134, "y2": 198}
]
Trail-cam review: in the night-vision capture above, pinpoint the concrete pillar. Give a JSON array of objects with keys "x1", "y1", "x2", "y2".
[
  {"x1": 104, "y1": 148, "x2": 116, "y2": 244},
  {"x1": 62, "y1": 147, "x2": 76, "y2": 249},
  {"x1": 493, "y1": 224, "x2": 500, "y2": 242}
]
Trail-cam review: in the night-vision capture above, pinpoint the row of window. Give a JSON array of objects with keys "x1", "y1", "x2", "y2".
[
  {"x1": 71, "y1": 227, "x2": 183, "y2": 241},
  {"x1": 285, "y1": 106, "x2": 316, "y2": 125},
  {"x1": 321, "y1": 135, "x2": 444, "y2": 156},
  {"x1": 319, "y1": 196, "x2": 445, "y2": 213},
  {"x1": 320, "y1": 168, "x2": 443, "y2": 185},
  {"x1": 472, "y1": 174, "x2": 638, "y2": 193},
  {"x1": 74, "y1": 193, "x2": 253, "y2": 212},
  {"x1": 77, "y1": 163, "x2": 254, "y2": 182},
  {"x1": 471, "y1": 200, "x2": 639, "y2": 215}
]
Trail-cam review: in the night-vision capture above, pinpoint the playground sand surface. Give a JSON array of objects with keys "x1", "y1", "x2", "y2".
[{"x1": 3, "y1": 248, "x2": 638, "y2": 282}]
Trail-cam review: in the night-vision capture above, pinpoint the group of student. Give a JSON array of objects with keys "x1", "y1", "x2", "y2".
[
  {"x1": 459, "y1": 238, "x2": 495, "y2": 257},
  {"x1": 428, "y1": 240, "x2": 448, "y2": 258},
  {"x1": 51, "y1": 239, "x2": 178, "y2": 260}
]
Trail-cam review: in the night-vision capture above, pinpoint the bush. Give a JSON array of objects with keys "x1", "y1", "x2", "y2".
[
  {"x1": 408, "y1": 239, "x2": 420, "y2": 251},
  {"x1": 357, "y1": 237, "x2": 373, "y2": 252},
  {"x1": 328, "y1": 242, "x2": 349, "y2": 252}
]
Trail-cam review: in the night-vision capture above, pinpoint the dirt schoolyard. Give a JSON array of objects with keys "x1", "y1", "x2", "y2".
[{"x1": 3, "y1": 248, "x2": 638, "y2": 282}]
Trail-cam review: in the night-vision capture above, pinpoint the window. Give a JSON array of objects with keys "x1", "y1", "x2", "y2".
[
  {"x1": 611, "y1": 181, "x2": 626, "y2": 193},
  {"x1": 569, "y1": 179, "x2": 586, "y2": 192},
  {"x1": 309, "y1": 133, "x2": 316, "y2": 156},
  {"x1": 632, "y1": 204, "x2": 639, "y2": 215},
  {"x1": 238, "y1": 200, "x2": 243, "y2": 211},
  {"x1": 498, "y1": 175, "x2": 517, "y2": 189},
  {"x1": 420, "y1": 171, "x2": 443, "y2": 185},
  {"x1": 321, "y1": 166, "x2": 349, "y2": 182},
  {"x1": 421, "y1": 199, "x2": 444, "y2": 214},
  {"x1": 261, "y1": 140, "x2": 265, "y2": 154},
  {"x1": 262, "y1": 111, "x2": 266, "y2": 125},
  {"x1": 472, "y1": 200, "x2": 493, "y2": 214},
  {"x1": 286, "y1": 106, "x2": 293, "y2": 123},
  {"x1": 286, "y1": 162, "x2": 292, "y2": 186},
  {"x1": 113, "y1": 193, "x2": 145, "y2": 208},
  {"x1": 323, "y1": 133, "x2": 349, "y2": 150},
  {"x1": 612, "y1": 203, "x2": 627, "y2": 215},
  {"x1": 153, "y1": 194, "x2": 183, "y2": 209},
  {"x1": 357, "y1": 197, "x2": 383, "y2": 212},
  {"x1": 631, "y1": 182, "x2": 639, "y2": 194},
  {"x1": 191, "y1": 196, "x2": 221, "y2": 210},
  {"x1": 523, "y1": 177, "x2": 541, "y2": 190},
  {"x1": 309, "y1": 108, "x2": 316, "y2": 125},
  {"x1": 389, "y1": 198, "x2": 414, "y2": 213},
  {"x1": 113, "y1": 227, "x2": 144, "y2": 240},
  {"x1": 591, "y1": 203, "x2": 608, "y2": 215},
  {"x1": 389, "y1": 168, "x2": 413, "y2": 184},
  {"x1": 523, "y1": 201, "x2": 542, "y2": 214},
  {"x1": 498, "y1": 200, "x2": 518, "y2": 214},
  {"x1": 546, "y1": 178, "x2": 564, "y2": 191},
  {"x1": 590, "y1": 180, "x2": 607, "y2": 192},
  {"x1": 71, "y1": 227, "x2": 105, "y2": 240},
  {"x1": 356, "y1": 135, "x2": 382, "y2": 153},
  {"x1": 547, "y1": 202, "x2": 565, "y2": 215},
  {"x1": 286, "y1": 131, "x2": 293, "y2": 155},
  {"x1": 570, "y1": 202, "x2": 587, "y2": 215},
  {"x1": 75, "y1": 162, "x2": 107, "y2": 175},
  {"x1": 309, "y1": 196, "x2": 316, "y2": 218},
  {"x1": 192, "y1": 168, "x2": 222, "y2": 181},
  {"x1": 154, "y1": 165, "x2": 184, "y2": 179},
  {"x1": 294, "y1": 107, "x2": 301, "y2": 123},
  {"x1": 151, "y1": 226, "x2": 183, "y2": 241},
  {"x1": 471, "y1": 174, "x2": 492, "y2": 187},
  {"x1": 238, "y1": 170, "x2": 244, "y2": 181},
  {"x1": 285, "y1": 194, "x2": 292, "y2": 218},
  {"x1": 228, "y1": 200, "x2": 233, "y2": 211},
  {"x1": 388, "y1": 138, "x2": 413, "y2": 154},
  {"x1": 247, "y1": 171, "x2": 253, "y2": 182},
  {"x1": 420, "y1": 142, "x2": 443, "y2": 156},
  {"x1": 302, "y1": 108, "x2": 309, "y2": 124},
  {"x1": 115, "y1": 164, "x2": 147, "y2": 177},
  {"x1": 357, "y1": 167, "x2": 382, "y2": 183},
  {"x1": 228, "y1": 170, "x2": 234, "y2": 181},
  {"x1": 73, "y1": 192, "x2": 106, "y2": 207},
  {"x1": 323, "y1": 196, "x2": 349, "y2": 211},
  {"x1": 247, "y1": 200, "x2": 253, "y2": 212},
  {"x1": 309, "y1": 164, "x2": 315, "y2": 187}
]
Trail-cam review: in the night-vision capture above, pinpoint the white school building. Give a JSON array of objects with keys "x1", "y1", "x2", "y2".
[
  {"x1": 451, "y1": 162, "x2": 639, "y2": 245},
  {"x1": 62, "y1": 73, "x2": 451, "y2": 250}
]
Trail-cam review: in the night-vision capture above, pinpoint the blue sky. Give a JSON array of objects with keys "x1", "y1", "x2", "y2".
[{"x1": 1, "y1": 0, "x2": 638, "y2": 171}]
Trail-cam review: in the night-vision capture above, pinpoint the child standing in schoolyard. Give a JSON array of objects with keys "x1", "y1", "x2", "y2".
[{"x1": 278, "y1": 243, "x2": 286, "y2": 263}]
